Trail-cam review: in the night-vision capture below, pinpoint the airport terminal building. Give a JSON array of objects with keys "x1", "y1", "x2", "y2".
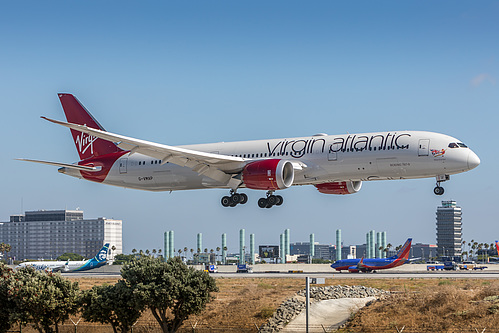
[{"x1": 0, "y1": 209, "x2": 122, "y2": 260}]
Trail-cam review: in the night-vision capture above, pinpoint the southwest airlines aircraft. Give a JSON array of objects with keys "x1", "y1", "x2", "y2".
[
  {"x1": 19, "y1": 94, "x2": 480, "y2": 208},
  {"x1": 16, "y1": 243, "x2": 109, "y2": 272},
  {"x1": 331, "y1": 238, "x2": 412, "y2": 273}
]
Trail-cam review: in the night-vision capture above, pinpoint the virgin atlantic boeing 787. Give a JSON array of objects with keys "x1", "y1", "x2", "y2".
[{"x1": 19, "y1": 94, "x2": 480, "y2": 208}]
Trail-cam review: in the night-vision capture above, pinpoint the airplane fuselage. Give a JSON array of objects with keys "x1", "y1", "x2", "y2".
[{"x1": 60, "y1": 130, "x2": 479, "y2": 192}]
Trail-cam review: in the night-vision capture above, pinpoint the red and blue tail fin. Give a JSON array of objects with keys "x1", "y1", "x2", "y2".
[
  {"x1": 495, "y1": 240, "x2": 499, "y2": 256},
  {"x1": 58, "y1": 94, "x2": 122, "y2": 160},
  {"x1": 391, "y1": 238, "x2": 412, "y2": 260}
]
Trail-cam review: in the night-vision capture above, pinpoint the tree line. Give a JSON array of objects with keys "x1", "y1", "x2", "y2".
[{"x1": 0, "y1": 256, "x2": 218, "y2": 333}]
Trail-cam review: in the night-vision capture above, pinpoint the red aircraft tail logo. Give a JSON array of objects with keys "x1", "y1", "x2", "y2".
[
  {"x1": 58, "y1": 93, "x2": 122, "y2": 160},
  {"x1": 75, "y1": 131, "x2": 98, "y2": 156}
]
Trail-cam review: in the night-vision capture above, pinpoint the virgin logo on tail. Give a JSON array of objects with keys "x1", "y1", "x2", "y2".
[{"x1": 75, "y1": 131, "x2": 98, "y2": 156}]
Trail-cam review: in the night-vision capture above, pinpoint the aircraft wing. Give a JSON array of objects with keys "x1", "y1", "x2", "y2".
[
  {"x1": 16, "y1": 158, "x2": 102, "y2": 171},
  {"x1": 42, "y1": 117, "x2": 247, "y2": 185}
]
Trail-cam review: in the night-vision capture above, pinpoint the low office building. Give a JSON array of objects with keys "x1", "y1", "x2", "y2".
[{"x1": 0, "y1": 209, "x2": 122, "y2": 260}]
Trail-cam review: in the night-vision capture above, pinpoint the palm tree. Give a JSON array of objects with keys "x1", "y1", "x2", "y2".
[
  {"x1": 223, "y1": 246, "x2": 228, "y2": 264},
  {"x1": 216, "y1": 246, "x2": 221, "y2": 263},
  {"x1": 4, "y1": 244, "x2": 11, "y2": 264},
  {"x1": 111, "y1": 245, "x2": 116, "y2": 260},
  {"x1": 0, "y1": 243, "x2": 6, "y2": 263},
  {"x1": 190, "y1": 248, "x2": 194, "y2": 260},
  {"x1": 378, "y1": 246, "x2": 384, "y2": 258},
  {"x1": 384, "y1": 243, "x2": 392, "y2": 258},
  {"x1": 152, "y1": 249, "x2": 157, "y2": 257},
  {"x1": 132, "y1": 248, "x2": 137, "y2": 255},
  {"x1": 178, "y1": 248, "x2": 182, "y2": 258},
  {"x1": 204, "y1": 248, "x2": 208, "y2": 254},
  {"x1": 145, "y1": 249, "x2": 150, "y2": 256},
  {"x1": 484, "y1": 243, "x2": 490, "y2": 263}
]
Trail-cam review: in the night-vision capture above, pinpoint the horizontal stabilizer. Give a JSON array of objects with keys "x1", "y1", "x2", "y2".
[{"x1": 16, "y1": 158, "x2": 101, "y2": 171}]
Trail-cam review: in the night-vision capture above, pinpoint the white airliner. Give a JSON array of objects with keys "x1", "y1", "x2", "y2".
[
  {"x1": 19, "y1": 94, "x2": 480, "y2": 208},
  {"x1": 16, "y1": 243, "x2": 109, "y2": 272}
]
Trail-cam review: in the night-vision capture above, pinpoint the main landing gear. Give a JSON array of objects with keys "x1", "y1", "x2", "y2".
[
  {"x1": 433, "y1": 175, "x2": 449, "y2": 196},
  {"x1": 257, "y1": 191, "x2": 283, "y2": 209},
  {"x1": 221, "y1": 190, "x2": 248, "y2": 207},
  {"x1": 220, "y1": 190, "x2": 284, "y2": 208}
]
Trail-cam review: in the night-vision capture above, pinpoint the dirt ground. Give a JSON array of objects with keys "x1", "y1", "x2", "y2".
[{"x1": 17, "y1": 277, "x2": 499, "y2": 332}]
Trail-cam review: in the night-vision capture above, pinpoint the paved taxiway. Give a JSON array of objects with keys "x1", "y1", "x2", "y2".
[{"x1": 60, "y1": 263, "x2": 499, "y2": 279}]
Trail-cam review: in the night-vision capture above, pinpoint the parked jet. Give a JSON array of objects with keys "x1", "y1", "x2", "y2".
[
  {"x1": 16, "y1": 243, "x2": 110, "y2": 272},
  {"x1": 331, "y1": 238, "x2": 412, "y2": 273},
  {"x1": 19, "y1": 94, "x2": 480, "y2": 208}
]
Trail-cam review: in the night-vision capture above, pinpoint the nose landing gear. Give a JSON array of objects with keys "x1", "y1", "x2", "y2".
[
  {"x1": 434, "y1": 175, "x2": 449, "y2": 196},
  {"x1": 257, "y1": 191, "x2": 284, "y2": 209},
  {"x1": 434, "y1": 185, "x2": 445, "y2": 195}
]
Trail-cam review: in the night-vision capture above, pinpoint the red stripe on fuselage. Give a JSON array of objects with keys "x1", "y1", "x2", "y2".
[{"x1": 78, "y1": 151, "x2": 128, "y2": 183}]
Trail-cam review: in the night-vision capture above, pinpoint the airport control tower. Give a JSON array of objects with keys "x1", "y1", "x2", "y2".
[{"x1": 436, "y1": 200, "x2": 462, "y2": 258}]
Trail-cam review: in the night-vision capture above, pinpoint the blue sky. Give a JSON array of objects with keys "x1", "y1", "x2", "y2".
[{"x1": 1, "y1": 2, "x2": 498, "y2": 254}]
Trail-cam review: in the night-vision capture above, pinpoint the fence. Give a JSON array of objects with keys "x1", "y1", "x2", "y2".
[{"x1": 6, "y1": 323, "x2": 496, "y2": 333}]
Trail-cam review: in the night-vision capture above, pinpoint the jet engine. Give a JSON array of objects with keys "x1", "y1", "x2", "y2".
[
  {"x1": 348, "y1": 266, "x2": 360, "y2": 273},
  {"x1": 315, "y1": 181, "x2": 362, "y2": 195},
  {"x1": 242, "y1": 159, "x2": 294, "y2": 190}
]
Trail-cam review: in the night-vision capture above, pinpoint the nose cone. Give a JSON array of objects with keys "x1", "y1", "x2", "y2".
[{"x1": 467, "y1": 150, "x2": 480, "y2": 170}]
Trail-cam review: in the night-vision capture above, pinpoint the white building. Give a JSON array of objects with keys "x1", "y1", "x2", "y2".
[{"x1": 0, "y1": 209, "x2": 122, "y2": 260}]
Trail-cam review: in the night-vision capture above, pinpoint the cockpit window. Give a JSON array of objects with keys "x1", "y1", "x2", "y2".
[{"x1": 448, "y1": 142, "x2": 468, "y2": 148}]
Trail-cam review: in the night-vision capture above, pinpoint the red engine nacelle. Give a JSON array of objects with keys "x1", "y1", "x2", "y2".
[
  {"x1": 242, "y1": 159, "x2": 294, "y2": 190},
  {"x1": 315, "y1": 181, "x2": 362, "y2": 195}
]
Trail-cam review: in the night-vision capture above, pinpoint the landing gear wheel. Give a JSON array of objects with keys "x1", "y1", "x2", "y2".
[
  {"x1": 221, "y1": 196, "x2": 231, "y2": 207},
  {"x1": 267, "y1": 195, "x2": 277, "y2": 206},
  {"x1": 434, "y1": 186, "x2": 444, "y2": 195},
  {"x1": 231, "y1": 193, "x2": 241, "y2": 204},
  {"x1": 275, "y1": 195, "x2": 283, "y2": 206},
  {"x1": 239, "y1": 193, "x2": 248, "y2": 204},
  {"x1": 230, "y1": 201, "x2": 238, "y2": 207},
  {"x1": 258, "y1": 198, "x2": 268, "y2": 208}
]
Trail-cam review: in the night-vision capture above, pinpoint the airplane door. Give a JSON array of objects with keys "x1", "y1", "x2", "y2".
[
  {"x1": 119, "y1": 158, "x2": 128, "y2": 174},
  {"x1": 328, "y1": 151, "x2": 337, "y2": 161},
  {"x1": 418, "y1": 139, "x2": 429, "y2": 156}
]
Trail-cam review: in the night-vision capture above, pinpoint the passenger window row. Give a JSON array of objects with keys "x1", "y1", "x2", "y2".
[{"x1": 137, "y1": 160, "x2": 162, "y2": 166}]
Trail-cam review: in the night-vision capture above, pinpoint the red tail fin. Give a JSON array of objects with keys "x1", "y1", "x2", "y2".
[{"x1": 58, "y1": 94, "x2": 122, "y2": 160}]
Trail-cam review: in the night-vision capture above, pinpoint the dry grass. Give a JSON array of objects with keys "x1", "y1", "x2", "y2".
[
  {"x1": 341, "y1": 279, "x2": 499, "y2": 333},
  {"x1": 17, "y1": 277, "x2": 499, "y2": 332}
]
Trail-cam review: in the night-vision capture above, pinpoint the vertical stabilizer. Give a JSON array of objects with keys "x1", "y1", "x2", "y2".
[
  {"x1": 93, "y1": 243, "x2": 110, "y2": 263},
  {"x1": 58, "y1": 94, "x2": 122, "y2": 160},
  {"x1": 395, "y1": 238, "x2": 412, "y2": 260}
]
